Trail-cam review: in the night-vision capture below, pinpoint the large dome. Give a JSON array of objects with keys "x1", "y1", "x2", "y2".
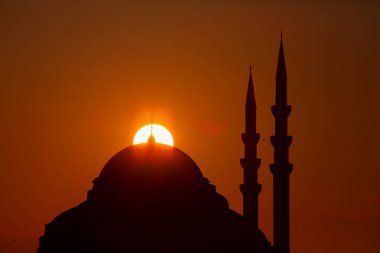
[
  {"x1": 99, "y1": 143, "x2": 205, "y2": 184},
  {"x1": 88, "y1": 143, "x2": 214, "y2": 210},
  {"x1": 90, "y1": 143, "x2": 209, "y2": 203}
]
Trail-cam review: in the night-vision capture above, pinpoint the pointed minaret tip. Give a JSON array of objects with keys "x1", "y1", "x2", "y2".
[
  {"x1": 276, "y1": 32, "x2": 286, "y2": 79},
  {"x1": 246, "y1": 64, "x2": 256, "y2": 108}
]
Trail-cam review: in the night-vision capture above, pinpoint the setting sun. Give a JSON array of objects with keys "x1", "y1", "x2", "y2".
[{"x1": 133, "y1": 124, "x2": 174, "y2": 146}]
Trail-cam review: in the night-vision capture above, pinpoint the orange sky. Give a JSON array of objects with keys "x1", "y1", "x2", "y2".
[{"x1": 0, "y1": 1, "x2": 379, "y2": 253}]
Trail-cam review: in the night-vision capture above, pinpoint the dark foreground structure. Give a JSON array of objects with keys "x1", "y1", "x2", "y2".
[{"x1": 37, "y1": 36, "x2": 292, "y2": 253}]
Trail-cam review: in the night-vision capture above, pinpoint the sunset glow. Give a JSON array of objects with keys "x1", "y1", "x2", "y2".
[{"x1": 133, "y1": 124, "x2": 174, "y2": 146}]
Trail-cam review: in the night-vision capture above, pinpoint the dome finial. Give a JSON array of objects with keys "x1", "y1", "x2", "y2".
[
  {"x1": 148, "y1": 123, "x2": 155, "y2": 144},
  {"x1": 148, "y1": 134, "x2": 156, "y2": 144}
]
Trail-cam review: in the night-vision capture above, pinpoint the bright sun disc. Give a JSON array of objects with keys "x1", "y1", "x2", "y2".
[{"x1": 133, "y1": 124, "x2": 174, "y2": 146}]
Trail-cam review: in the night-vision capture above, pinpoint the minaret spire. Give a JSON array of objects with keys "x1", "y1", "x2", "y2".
[
  {"x1": 270, "y1": 34, "x2": 293, "y2": 253},
  {"x1": 246, "y1": 64, "x2": 256, "y2": 108},
  {"x1": 276, "y1": 34, "x2": 287, "y2": 106},
  {"x1": 240, "y1": 65, "x2": 261, "y2": 234}
]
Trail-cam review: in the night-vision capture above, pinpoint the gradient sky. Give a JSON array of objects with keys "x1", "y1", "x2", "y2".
[{"x1": 1, "y1": 1, "x2": 379, "y2": 253}]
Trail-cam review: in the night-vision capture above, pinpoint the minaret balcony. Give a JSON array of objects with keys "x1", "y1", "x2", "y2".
[
  {"x1": 271, "y1": 105, "x2": 291, "y2": 117},
  {"x1": 240, "y1": 158, "x2": 261, "y2": 170},
  {"x1": 270, "y1": 135, "x2": 292, "y2": 147}
]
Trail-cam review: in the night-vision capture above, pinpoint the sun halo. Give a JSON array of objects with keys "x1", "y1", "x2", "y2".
[{"x1": 133, "y1": 124, "x2": 174, "y2": 146}]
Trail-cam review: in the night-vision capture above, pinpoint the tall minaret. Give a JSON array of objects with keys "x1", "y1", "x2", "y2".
[
  {"x1": 270, "y1": 34, "x2": 293, "y2": 253},
  {"x1": 240, "y1": 65, "x2": 261, "y2": 233}
]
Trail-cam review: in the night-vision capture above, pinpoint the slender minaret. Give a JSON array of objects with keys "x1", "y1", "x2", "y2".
[
  {"x1": 270, "y1": 34, "x2": 293, "y2": 253},
  {"x1": 240, "y1": 65, "x2": 261, "y2": 233}
]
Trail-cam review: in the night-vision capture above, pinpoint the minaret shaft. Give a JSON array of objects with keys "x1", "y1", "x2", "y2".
[
  {"x1": 270, "y1": 36, "x2": 293, "y2": 253},
  {"x1": 240, "y1": 67, "x2": 261, "y2": 232}
]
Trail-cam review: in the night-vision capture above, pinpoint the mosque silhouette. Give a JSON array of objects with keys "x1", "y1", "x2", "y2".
[{"x1": 37, "y1": 35, "x2": 292, "y2": 253}]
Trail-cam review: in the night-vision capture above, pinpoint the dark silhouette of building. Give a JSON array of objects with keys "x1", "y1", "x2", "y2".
[
  {"x1": 37, "y1": 35, "x2": 292, "y2": 253},
  {"x1": 270, "y1": 33, "x2": 293, "y2": 253},
  {"x1": 37, "y1": 141, "x2": 271, "y2": 253}
]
